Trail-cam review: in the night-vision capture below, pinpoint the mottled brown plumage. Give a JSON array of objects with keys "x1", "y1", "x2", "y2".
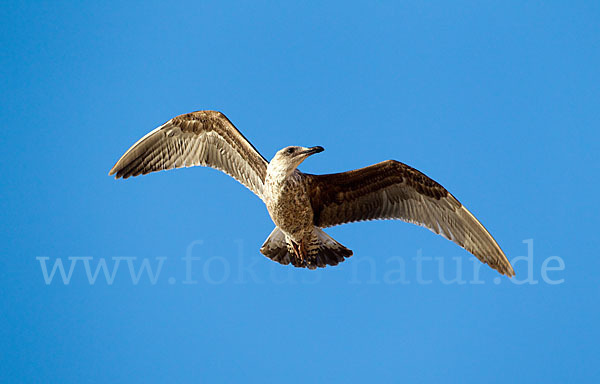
[
  {"x1": 306, "y1": 160, "x2": 450, "y2": 226},
  {"x1": 109, "y1": 110, "x2": 515, "y2": 277}
]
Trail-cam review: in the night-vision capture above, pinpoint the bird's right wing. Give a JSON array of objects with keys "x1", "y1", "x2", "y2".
[
  {"x1": 109, "y1": 111, "x2": 269, "y2": 198},
  {"x1": 305, "y1": 160, "x2": 514, "y2": 276}
]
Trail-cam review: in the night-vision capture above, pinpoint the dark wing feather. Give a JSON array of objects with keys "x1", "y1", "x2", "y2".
[
  {"x1": 108, "y1": 111, "x2": 268, "y2": 198},
  {"x1": 305, "y1": 160, "x2": 514, "y2": 277}
]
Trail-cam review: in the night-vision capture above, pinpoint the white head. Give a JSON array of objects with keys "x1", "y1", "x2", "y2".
[{"x1": 267, "y1": 146, "x2": 324, "y2": 178}]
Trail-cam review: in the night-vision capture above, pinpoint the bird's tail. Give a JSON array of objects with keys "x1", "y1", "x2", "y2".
[{"x1": 260, "y1": 227, "x2": 353, "y2": 269}]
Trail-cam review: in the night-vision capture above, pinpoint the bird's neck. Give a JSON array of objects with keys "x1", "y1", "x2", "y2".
[
  {"x1": 264, "y1": 167, "x2": 304, "y2": 206},
  {"x1": 266, "y1": 161, "x2": 298, "y2": 184}
]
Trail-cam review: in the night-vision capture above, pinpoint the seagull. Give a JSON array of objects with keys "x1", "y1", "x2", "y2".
[{"x1": 109, "y1": 110, "x2": 515, "y2": 277}]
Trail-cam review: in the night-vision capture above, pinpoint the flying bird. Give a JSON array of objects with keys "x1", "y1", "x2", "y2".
[{"x1": 109, "y1": 110, "x2": 515, "y2": 277}]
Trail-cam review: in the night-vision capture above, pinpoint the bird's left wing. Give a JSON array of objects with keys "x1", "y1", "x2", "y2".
[
  {"x1": 109, "y1": 111, "x2": 268, "y2": 198},
  {"x1": 305, "y1": 160, "x2": 514, "y2": 276}
]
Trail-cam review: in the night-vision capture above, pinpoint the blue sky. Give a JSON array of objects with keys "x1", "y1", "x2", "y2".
[{"x1": 1, "y1": 1, "x2": 598, "y2": 383}]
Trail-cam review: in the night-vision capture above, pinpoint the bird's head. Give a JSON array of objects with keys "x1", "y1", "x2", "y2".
[{"x1": 268, "y1": 146, "x2": 324, "y2": 177}]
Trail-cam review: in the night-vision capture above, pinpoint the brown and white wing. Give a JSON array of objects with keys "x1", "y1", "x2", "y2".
[
  {"x1": 305, "y1": 160, "x2": 514, "y2": 276},
  {"x1": 108, "y1": 111, "x2": 268, "y2": 198}
]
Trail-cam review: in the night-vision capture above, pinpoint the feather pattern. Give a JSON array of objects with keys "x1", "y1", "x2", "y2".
[
  {"x1": 305, "y1": 160, "x2": 514, "y2": 276},
  {"x1": 108, "y1": 111, "x2": 268, "y2": 198}
]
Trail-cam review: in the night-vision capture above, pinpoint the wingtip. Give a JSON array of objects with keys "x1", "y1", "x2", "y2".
[
  {"x1": 503, "y1": 255, "x2": 516, "y2": 277},
  {"x1": 108, "y1": 166, "x2": 123, "y2": 179},
  {"x1": 501, "y1": 264, "x2": 516, "y2": 278}
]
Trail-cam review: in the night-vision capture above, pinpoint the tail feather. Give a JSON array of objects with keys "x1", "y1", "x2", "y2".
[
  {"x1": 307, "y1": 228, "x2": 353, "y2": 267},
  {"x1": 259, "y1": 227, "x2": 301, "y2": 267},
  {"x1": 260, "y1": 227, "x2": 353, "y2": 269}
]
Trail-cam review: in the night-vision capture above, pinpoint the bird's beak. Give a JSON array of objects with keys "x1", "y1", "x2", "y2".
[{"x1": 301, "y1": 146, "x2": 324, "y2": 156}]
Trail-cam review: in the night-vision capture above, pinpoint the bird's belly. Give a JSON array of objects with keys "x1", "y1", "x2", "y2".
[{"x1": 266, "y1": 192, "x2": 313, "y2": 242}]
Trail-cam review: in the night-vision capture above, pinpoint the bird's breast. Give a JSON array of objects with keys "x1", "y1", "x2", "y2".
[{"x1": 264, "y1": 174, "x2": 314, "y2": 241}]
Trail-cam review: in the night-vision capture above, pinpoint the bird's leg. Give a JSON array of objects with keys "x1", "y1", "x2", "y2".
[
  {"x1": 291, "y1": 241, "x2": 299, "y2": 257},
  {"x1": 299, "y1": 240, "x2": 309, "y2": 268},
  {"x1": 291, "y1": 240, "x2": 309, "y2": 268},
  {"x1": 291, "y1": 241, "x2": 302, "y2": 263}
]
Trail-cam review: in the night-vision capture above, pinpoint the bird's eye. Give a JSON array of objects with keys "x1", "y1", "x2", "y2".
[{"x1": 286, "y1": 147, "x2": 295, "y2": 155}]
